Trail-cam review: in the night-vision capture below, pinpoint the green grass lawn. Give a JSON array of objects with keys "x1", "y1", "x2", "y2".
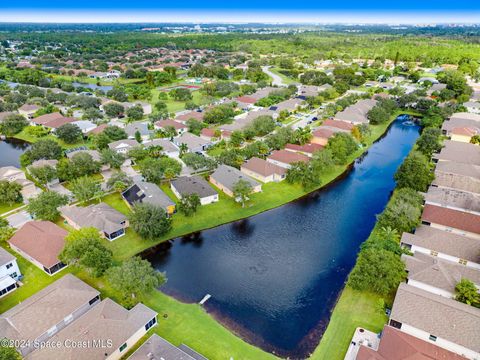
[
  {"x1": 310, "y1": 287, "x2": 389, "y2": 360},
  {"x1": 0, "y1": 202, "x2": 23, "y2": 216},
  {"x1": 14, "y1": 129, "x2": 92, "y2": 149},
  {"x1": 269, "y1": 67, "x2": 298, "y2": 85},
  {"x1": 150, "y1": 87, "x2": 215, "y2": 113}
]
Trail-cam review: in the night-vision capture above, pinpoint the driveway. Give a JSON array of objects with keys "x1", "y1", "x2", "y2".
[{"x1": 262, "y1": 66, "x2": 287, "y2": 87}]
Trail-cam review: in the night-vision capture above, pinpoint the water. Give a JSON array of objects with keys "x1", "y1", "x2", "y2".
[
  {"x1": 143, "y1": 116, "x2": 420, "y2": 358},
  {"x1": 71, "y1": 82, "x2": 113, "y2": 92},
  {"x1": 0, "y1": 138, "x2": 30, "y2": 167}
]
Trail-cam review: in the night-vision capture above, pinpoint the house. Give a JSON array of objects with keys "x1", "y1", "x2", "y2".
[
  {"x1": 0, "y1": 111, "x2": 15, "y2": 123},
  {"x1": 464, "y1": 101, "x2": 480, "y2": 114},
  {"x1": 322, "y1": 118, "x2": 355, "y2": 131},
  {"x1": 210, "y1": 164, "x2": 261, "y2": 197},
  {"x1": 421, "y1": 204, "x2": 480, "y2": 239},
  {"x1": 66, "y1": 149, "x2": 102, "y2": 162},
  {"x1": 27, "y1": 159, "x2": 59, "y2": 185},
  {"x1": 427, "y1": 83, "x2": 447, "y2": 96},
  {"x1": 122, "y1": 180, "x2": 176, "y2": 215},
  {"x1": 400, "y1": 225, "x2": 480, "y2": 269},
  {"x1": 9, "y1": 221, "x2": 67, "y2": 275},
  {"x1": 241, "y1": 157, "x2": 286, "y2": 183},
  {"x1": 86, "y1": 123, "x2": 108, "y2": 136},
  {"x1": 0, "y1": 274, "x2": 101, "y2": 357},
  {"x1": 28, "y1": 298, "x2": 157, "y2": 360},
  {"x1": 171, "y1": 176, "x2": 219, "y2": 205},
  {"x1": 433, "y1": 161, "x2": 480, "y2": 194},
  {"x1": 174, "y1": 132, "x2": 211, "y2": 153},
  {"x1": 285, "y1": 143, "x2": 323, "y2": 157},
  {"x1": 267, "y1": 149, "x2": 310, "y2": 169},
  {"x1": 128, "y1": 334, "x2": 208, "y2": 360},
  {"x1": 154, "y1": 119, "x2": 188, "y2": 134},
  {"x1": 60, "y1": 203, "x2": 128, "y2": 241},
  {"x1": 0, "y1": 166, "x2": 38, "y2": 199},
  {"x1": 72, "y1": 120, "x2": 97, "y2": 134},
  {"x1": 0, "y1": 247, "x2": 21, "y2": 298},
  {"x1": 388, "y1": 283, "x2": 480, "y2": 359},
  {"x1": 143, "y1": 138, "x2": 180, "y2": 158},
  {"x1": 449, "y1": 127, "x2": 480, "y2": 143},
  {"x1": 333, "y1": 99, "x2": 377, "y2": 125},
  {"x1": 220, "y1": 109, "x2": 276, "y2": 132},
  {"x1": 269, "y1": 98, "x2": 303, "y2": 114},
  {"x1": 18, "y1": 104, "x2": 39, "y2": 118},
  {"x1": 311, "y1": 126, "x2": 344, "y2": 146},
  {"x1": 433, "y1": 140, "x2": 480, "y2": 166},
  {"x1": 200, "y1": 128, "x2": 218, "y2": 141},
  {"x1": 424, "y1": 186, "x2": 480, "y2": 215},
  {"x1": 297, "y1": 84, "x2": 332, "y2": 99},
  {"x1": 175, "y1": 111, "x2": 204, "y2": 123},
  {"x1": 30, "y1": 112, "x2": 64, "y2": 126},
  {"x1": 355, "y1": 325, "x2": 467, "y2": 360},
  {"x1": 441, "y1": 113, "x2": 480, "y2": 142},
  {"x1": 402, "y1": 251, "x2": 480, "y2": 299},
  {"x1": 125, "y1": 122, "x2": 150, "y2": 141},
  {"x1": 108, "y1": 139, "x2": 140, "y2": 154}
]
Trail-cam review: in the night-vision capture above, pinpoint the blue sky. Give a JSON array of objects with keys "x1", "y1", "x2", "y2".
[{"x1": 0, "y1": 0, "x2": 479, "y2": 23}]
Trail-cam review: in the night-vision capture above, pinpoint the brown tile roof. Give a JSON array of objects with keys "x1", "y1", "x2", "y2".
[
  {"x1": 31, "y1": 112, "x2": 64, "y2": 125},
  {"x1": 285, "y1": 143, "x2": 324, "y2": 155},
  {"x1": 450, "y1": 127, "x2": 479, "y2": 137},
  {"x1": 45, "y1": 117, "x2": 76, "y2": 129},
  {"x1": 356, "y1": 325, "x2": 467, "y2": 360},
  {"x1": 155, "y1": 119, "x2": 187, "y2": 130},
  {"x1": 422, "y1": 204, "x2": 480, "y2": 235},
  {"x1": 86, "y1": 123, "x2": 108, "y2": 135},
  {"x1": 312, "y1": 126, "x2": 342, "y2": 139},
  {"x1": 8, "y1": 221, "x2": 67, "y2": 268},
  {"x1": 390, "y1": 283, "x2": 480, "y2": 353},
  {"x1": 241, "y1": 157, "x2": 286, "y2": 177},
  {"x1": 401, "y1": 225, "x2": 480, "y2": 263},
  {"x1": 19, "y1": 104, "x2": 39, "y2": 112},
  {"x1": 322, "y1": 118, "x2": 355, "y2": 131},
  {"x1": 175, "y1": 111, "x2": 204, "y2": 123},
  {"x1": 200, "y1": 128, "x2": 216, "y2": 138},
  {"x1": 268, "y1": 150, "x2": 310, "y2": 164},
  {"x1": 235, "y1": 96, "x2": 257, "y2": 104}
]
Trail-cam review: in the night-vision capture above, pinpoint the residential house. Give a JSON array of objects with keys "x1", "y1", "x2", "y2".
[
  {"x1": 143, "y1": 138, "x2": 180, "y2": 158},
  {"x1": 333, "y1": 99, "x2": 377, "y2": 125},
  {"x1": 0, "y1": 165, "x2": 38, "y2": 199},
  {"x1": 267, "y1": 149, "x2": 310, "y2": 169},
  {"x1": 269, "y1": 98, "x2": 303, "y2": 114},
  {"x1": 388, "y1": 283, "x2": 480, "y2": 359},
  {"x1": 433, "y1": 161, "x2": 480, "y2": 194},
  {"x1": 72, "y1": 120, "x2": 97, "y2": 134},
  {"x1": 220, "y1": 109, "x2": 276, "y2": 132},
  {"x1": 311, "y1": 126, "x2": 344, "y2": 146},
  {"x1": 0, "y1": 247, "x2": 21, "y2": 298},
  {"x1": 175, "y1": 110, "x2": 204, "y2": 123},
  {"x1": 426, "y1": 83, "x2": 447, "y2": 96},
  {"x1": 285, "y1": 143, "x2": 323, "y2": 157},
  {"x1": 0, "y1": 274, "x2": 100, "y2": 357},
  {"x1": 30, "y1": 112, "x2": 64, "y2": 126},
  {"x1": 174, "y1": 132, "x2": 211, "y2": 153},
  {"x1": 400, "y1": 225, "x2": 480, "y2": 269},
  {"x1": 108, "y1": 139, "x2": 140, "y2": 154},
  {"x1": 0, "y1": 111, "x2": 15, "y2": 123},
  {"x1": 433, "y1": 140, "x2": 480, "y2": 166},
  {"x1": 210, "y1": 164, "x2": 261, "y2": 197},
  {"x1": 86, "y1": 123, "x2": 108, "y2": 136},
  {"x1": 297, "y1": 84, "x2": 332, "y2": 99},
  {"x1": 355, "y1": 325, "x2": 467, "y2": 360},
  {"x1": 241, "y1": 157, "x2": 286, "y2": 183},
  {"x1": 424, "y1": 186, "x2": 480, "y2": 215},
  {"x1": 9, "y1": 221, "x2": 67, "y2": 275},
  {"x1": 66, "y1": 149, "x2": 102, "y2": 162},
  {"x1": 154, "y1": 119, "x2": 188, "y2": 134},
  {"x1": 122, "y1": 180, "x2": 176, "y2": 215},
  {"x1": 125, "y1": 122, "x2": 150, "y2": 141},
  {"x1": 464, "y1": 101, "x2": 480, "y2": 114},
  {"x1": 403, "y1": 251, "x2": 480, "y2": 299},
  {"x1": 421, "y1": 204, "x2": 480, "y2": 239},
  {"x1": 61, "y1": 203, "x2": 128, "y2": 241},
  {"x1": 441, "y1": 113, "x2": 480, "y2": 142},
  {"x1": 322, "y1": 118, "x2": 355, "y2": 131},
  {"x1": 128, "y1": 334, "x2": 208, "y2": 360},
  {"x1": 171, "y1": 176, "x2": 219, "y2": 205},
  {"x1": 28, "y1": 298, "x2": 157, "y2": 360},
  {"x1": 200, "y1": 128, "x2": 218, "y2": 141},
  {"x1": 18, "y1": 104, "x2": 39, "y2": 118},
  {"x1": 27, "y1": 159, "x2": 59, "y2": 186}
]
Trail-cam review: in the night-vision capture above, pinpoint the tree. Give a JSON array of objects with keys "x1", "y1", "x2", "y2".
[
  {"x1": 0, "y1": 180, "x2": 22, "y2": 206},
  {"x1": 0, "y1": 114, "x2": 28, "y2": 136},
  {"x1": 348, "y1": 248, "x2": 406, "y2": 295},
  {"x1": 394, "y1": 151, "x2": 434, "y2": 192},
  {"x1": 27, "y1": 191, "x2": 68, "y2": 221},
  {"x1": 178, "y1": 194, "x2": 201, "y2": 216},
  {"x1": 59, "y1": 227, "x2": 113, "y2": 277},
  {"x1": 103, "y1": 125, "x2": 127, "y2": 141},
  {"x1": 471, "y1": 135, "x2": 480, "y2": 145},
  {"x1": 186, "y1": 119, "x2": 204, "y2": 136},
  {"x1": 416, "y1": 128, "x2": 442, "y2": 156},
  {"x1": 129, "y1": 203, "x2": 172, "y2": 240},
  {"x1": 126, "y1": 105, "x2": 144, "y2": 121},
  {"x1": 367, "y1": 105, "x2": 390, "y2": 125},
  {"x1": 107, "y1": 256, "x2": 166, "y2": 301},
  {"x1": 28, "y1": 165, "x2": 57, "y2": 186},
  {"x1": 169, "y1": 87, "x2": 192, "y2": 101},
  {"x1": 100, "y1": 148, "x2": 125, "y2": 169},
  {"x1": 71, "y1": 176, "x2": 103, "y2": 203},
  {"x1": 181, "y1": 153, "x2": 216, "y2": 171},
  {"x1": 455, "y1": 278, "x2": 480, "y2": 307},
  {"x1": 138, "y1": 157, "x2": 182, "y2": 183},
  {"x1": 286, "y1": 161, "x2": 321, "y2": 190},
  {"x1": 106, "y1": 171, "x2": 133, "y2": 191},
  {"x1": 377, "y1": 188, "x2": 423, "y2": 233},
  {"x1": 0, "y1": 344, "x2": 22, "y2": 360},
  {"x1": 21, "y1": 139, "x2": 63, "y2": 166},
  {"x1": 57, "y1": 153, "x2": 101, "y2": 181},
  {"x1": 233, "y1": 179, "x2": 253, "y2": 208},
  {"x1": 326, "y1": 132, "x2": 358, "y2": 164},
  {"x1": 103, "y1": 102, "x2": 124, "y2": 118},
  {"x1": 55, "y1": 123, "x2": 82, "y2": 144}
]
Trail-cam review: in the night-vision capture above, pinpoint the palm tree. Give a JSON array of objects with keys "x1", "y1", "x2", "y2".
[
  {"x1": 179, "y1": 143, "x2": 188, "y2": 157},
  {"x1": 379, "y1": 226, "x2": 400, "y2": 242}
]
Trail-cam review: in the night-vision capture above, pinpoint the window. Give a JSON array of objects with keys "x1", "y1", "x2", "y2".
[
  {"x1": 145, "y1": 317, "x2": 157, "y2": 331},
  {"x1": 430, "y1": 250, "x2": 438, "y2": 257},
  {"x1": 10, "y1": 272, "x2": 17, "y2": 279},
  {"x1": 6, "y1": 263, "x2": 12, "y2": 269},
  {"x1": 429, "y1": 335, "x2": 437, "y2": 342},
  {"x1": 119, "y1": 343, "x2": 127, "y2": 352},
  {"x1": 421, "y1": 221, "x2": 431, "y2": 226},
  {"x1": 89, "y1": 295, "x2": 100, "y2": 306},
  {"x1": 389, "y1": 319, "x2": 402, "y2": 329},
  {"x1": 459, "y1": 259, "x2": 468, "y2": 266}
]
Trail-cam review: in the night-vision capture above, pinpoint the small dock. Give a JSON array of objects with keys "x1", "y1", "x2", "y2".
[{"x1": 199, "y1": 294, "x2": 211, "y2": 305}]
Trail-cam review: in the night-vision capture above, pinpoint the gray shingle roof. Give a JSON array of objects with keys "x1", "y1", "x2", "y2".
[
  {"x1": 390, "y1": 283, "x2": 480, "y2": 353},
  {"x1": 433, "y1": 140, "x2": 480, "y2": 166},
  {"x1": 401, "y1": 225, "x2": 480, "y2": 263},
  {"x1": 0, "y1": 247, "x2": 15, "y2": 267},
  {"x1": 334, "y1": 99, "x2": 377, "y2": 124},
  {"x1": 128, "y1": 334, "x2": 197, "y2": 360},
  {"x1": 424, "y1": 186, "x2": 480, "y2": 214},
  {"x1": 210, "y1": 164, "x2": 260, "y2": 192},
  {"x1": 122, "y1": 180, "x2": 175, "y2": 210},
  {"x1": 433, "y1": 162, "x2": 480, "y2": 194},
  {"x1": 171, "y1": 176, "x2": 218, "y2": 199}
]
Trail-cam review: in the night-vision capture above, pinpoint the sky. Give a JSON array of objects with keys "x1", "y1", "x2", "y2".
[{"x1": 0, "y1": 0, "x2": 479, "y2": 23}]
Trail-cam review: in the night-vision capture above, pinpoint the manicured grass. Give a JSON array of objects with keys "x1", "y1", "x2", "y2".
[
  {"x1": 0, "y1": 202, "x2": 23, "y2": 216},
  {"x1": 269, "y1": 67, "x2": 298, "y2": 85},
  {"x1": 14, "y1": 129, "x2": 92, "y2": 149},
  {"x1": 150, "y1": 87, "x2": 214, "y2": 113},
  {"x1": 310, "y1": 287, "x2": 389, "y2": 360}
]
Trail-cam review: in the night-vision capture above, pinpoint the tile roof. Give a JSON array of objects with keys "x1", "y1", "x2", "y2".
[
  {"x1": 390, "y1": 283, "x2": 480, "y2": 353},
  {"x1": 268, "y1": 149, "x2": 310, "y2": 164},
  {"x1": 422, "y1": 204, "x2": 480, "y2": 235},
  {"x1": 31, "y1": 112, "x2": 64, "y2": 125},
  {"x1": 333, "y1": 99, "x2": 377, "y2": 124},
  {"x1": 433, "y1": 162, "x2": 480, "y2": 194},
  {"x1": 322, "y1": 118, "x2": 355, "y2": 131},
  {"x1": 154, "y1": 119, "x2": 187, "y2": 130},
  {"x1": 128, "y1": 334, "x2": 197, "y2": 360},
  {"x1": 122, "y1": 180, "x2": 175, "y2": 210},
  {"x1": 285, "y1": 143, "x2": 324, "y2": 155},
  {"x1": 9, "y1": 221, "x2": 67, "y2": 268},
  {"x1": 0, "y1": 247, "x2": 15, "y2": 267},
  {"x1": 433, "y1": 140, "x2": 480, "y2": 166},
  {"x1": 175, "y1": 111, "x2": 204, "y2": 122}
]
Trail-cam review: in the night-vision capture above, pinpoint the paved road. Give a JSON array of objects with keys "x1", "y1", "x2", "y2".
[{"x1": 262, "y1": 66, "x2": 287, "y2": 87}]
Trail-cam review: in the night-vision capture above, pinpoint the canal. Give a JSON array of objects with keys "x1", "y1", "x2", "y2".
[{"x1": 148, "y1": 116, "x2": 420, "y2": 358}]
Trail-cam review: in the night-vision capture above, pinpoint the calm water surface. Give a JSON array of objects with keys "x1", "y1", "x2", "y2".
[
  {"x1": 0, "y1": 138, "x2": 30, "y2": 167},
  {"x1": 144, "y1": 116, "x2": 420, "y2": 358}
]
